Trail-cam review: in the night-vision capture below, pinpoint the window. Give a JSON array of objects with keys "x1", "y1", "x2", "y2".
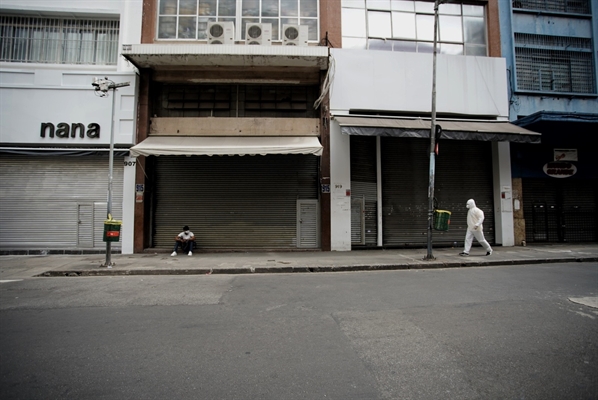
[
  {"x1": 514, "y1": 33, "x2": 595, "y2": 94},
  {"x1": 0, "y1": 15, "x2": 119, "y2": 65},
  {"x1": 157, "y1": 0, "x2": 319, "y2": 41},
  {"x1": 341, "y1": 0, "x2": 487, "y2": 56},
  {"x1": 154, "y1": 84, "x2": 319, "y2": 118},
  {"x1": 512, "y1": 0, "x2": 590, "y2": 14}
]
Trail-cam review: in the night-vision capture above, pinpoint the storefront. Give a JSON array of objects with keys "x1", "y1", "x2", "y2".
[
  {"x1": 512, "y1": 112, "x2": 598, "y2": 243},
  {"x1": 337, "y1": 116, "x2": 539, "y2": 248},
  {"x1": 0, "y1": 153, "x2": 124, "y2": 250},
  {"x1": 130, "y1": 137, "x2": 323, "y2": 250},
  {"x1": 0, "y1": 70, "x2": 137, "y2": 253}
]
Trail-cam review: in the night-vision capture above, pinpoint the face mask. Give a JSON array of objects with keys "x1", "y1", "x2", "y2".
[{"x1": 185, "y1": 231, "x2": 190, "y2": 234}]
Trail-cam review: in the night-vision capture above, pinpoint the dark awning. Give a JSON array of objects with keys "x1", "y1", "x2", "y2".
[
  {"x1": 514, "y1": 111, "x2": 598, "y2": 126},
  {"x1": 335, "y1": 116, "x2": 541, "y2": 144}
]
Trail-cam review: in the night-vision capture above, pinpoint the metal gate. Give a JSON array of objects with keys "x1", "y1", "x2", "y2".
[
  {"x1": 152, "y1": 154, "x2": 319, "y2": 249},
  {"x1": 523, "y1": 178, "x2": 597, "y2": 242}
]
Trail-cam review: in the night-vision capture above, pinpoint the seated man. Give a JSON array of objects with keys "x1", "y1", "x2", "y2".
[{"x1": 171, "y1": 225, "x2": 195, "y2": 257}]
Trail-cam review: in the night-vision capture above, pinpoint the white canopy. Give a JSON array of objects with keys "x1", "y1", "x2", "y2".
[{"x1": 129, "y1": 136, "x2": 323, "y2": 157}]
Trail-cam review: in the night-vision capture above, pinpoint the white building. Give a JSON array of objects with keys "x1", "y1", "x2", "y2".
[
  {"x1": 0, "y1": 0, "x2": 141, "y2": 254},
  {"x1": 328, "y1": 1, "x2": 539, "y2": 251}
]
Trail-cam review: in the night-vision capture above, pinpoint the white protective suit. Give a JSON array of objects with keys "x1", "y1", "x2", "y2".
[{"x1": 462, "y1": 199, "x2": 492, "y2": 255}]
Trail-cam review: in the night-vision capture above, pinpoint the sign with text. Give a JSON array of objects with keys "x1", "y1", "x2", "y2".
[{"x1": 554, "y1": 149, "x2": 578, "y2": 162}]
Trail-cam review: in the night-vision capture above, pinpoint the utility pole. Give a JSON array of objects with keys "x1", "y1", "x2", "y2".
[
  {"x1": 92, "y1": 77, "x2": 130, "y2": 267},
  {"x1": 424, "y1": 0, "x2": 446, "y2": 260}
]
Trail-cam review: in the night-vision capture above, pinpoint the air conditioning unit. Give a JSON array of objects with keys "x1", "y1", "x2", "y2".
[
  {"x1": 207, "y1": 21, "x2": 234, "y2": 44},
  {"x1": 245, "y1": 23, "x2": 272, "y2": 45},
  {"x1": 282, "y1": 24, "x2": 308, "y2": 46}
]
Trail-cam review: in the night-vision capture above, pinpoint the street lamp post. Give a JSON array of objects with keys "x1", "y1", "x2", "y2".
[
  {"x1": 92, "y1": 77, "x2": 130, "y2": 267},
  {"x1": 424, "y1": 0, "x2": 445, "y2": 260}
]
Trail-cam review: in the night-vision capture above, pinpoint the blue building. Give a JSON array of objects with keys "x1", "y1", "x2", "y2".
[{"x1": 499, "y1": 0, "x2": 598, "y2": 244}]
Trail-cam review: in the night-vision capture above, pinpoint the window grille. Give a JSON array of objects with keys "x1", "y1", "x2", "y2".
[
  {"x1": 514, "y1": 33, "x2": 595, "y2": 94},
  {"x1": 0, "y1": 15, "x2": 119, "y2": 65},
  {"x1": 512, "y1": 0, "x2": 590, "y2": 14}
]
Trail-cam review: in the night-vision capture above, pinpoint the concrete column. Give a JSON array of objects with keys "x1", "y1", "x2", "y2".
[
  {"x1": 121, "y1": 155, "x2": 136, "y2": 254},
  {"x1": 329, "y1": 120, "x2": 352, "y2": 251},
  {"x1": 492, "y1": 141, "x2": 515, "y2": 246}
]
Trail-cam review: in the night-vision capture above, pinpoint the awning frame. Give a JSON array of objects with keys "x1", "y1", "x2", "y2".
[{"x1": 335, "y1": 115, "x2": 541, "y2": 144}]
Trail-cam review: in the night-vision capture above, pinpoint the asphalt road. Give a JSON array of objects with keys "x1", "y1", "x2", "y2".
[{"x1": 1, "y1": 262, "x2": 597, "y2": 399}]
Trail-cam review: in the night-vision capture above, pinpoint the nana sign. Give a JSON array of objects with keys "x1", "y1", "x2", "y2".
[
  {"x1": 543, "y1": 162, "x2": 577, "y2": 178},
  {"x1": 40, "y1": 122, "x2": 100, "y2": 139}
]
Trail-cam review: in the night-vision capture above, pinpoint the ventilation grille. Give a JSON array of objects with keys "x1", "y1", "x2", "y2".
[{"x1": 512, "y1": 0, "x2": 590, "y2": 14}]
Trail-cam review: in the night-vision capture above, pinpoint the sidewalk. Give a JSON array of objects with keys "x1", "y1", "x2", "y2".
[{"x1": 1, "y1": 244, "x2": 597, "y2": 280}]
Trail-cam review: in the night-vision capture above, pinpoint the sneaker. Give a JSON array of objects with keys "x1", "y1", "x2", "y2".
[
  {"x1": 459, "y1": 252, "x2": 469, "y2": 257},
  {"x1": 171, "y1": 251, "x2": 177, "y2": 257},
  {"x1": 486, "y1": 250, "x2": 493, "y2": 256},
  {"x1": 188, "y1": 251, "x2": 192, "y2": 256}
]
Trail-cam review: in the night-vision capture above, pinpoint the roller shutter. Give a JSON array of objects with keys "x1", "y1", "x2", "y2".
[
  {"x1": 523, "y1": 178, "x2": 597, "y2": 243},
  {"x1": 381, "y1": 137, "x2": 494, "y2": 246},
  {"x1": 0, "y1": 154, "x2": 124, "y2": 250},
  {"x1": 153, "y1": 154, "x2": 319, "y2": 249},
  {"x1": 350, "y1": 136, "x2": 378, "y2": 246}
]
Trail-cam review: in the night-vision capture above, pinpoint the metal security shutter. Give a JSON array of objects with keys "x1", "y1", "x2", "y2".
[
  {"x1": 381, "y1": 138, "x2": 494, "y2": 247},
  {"x1": 0, "y1": 154, "x2": 124, "y2": 249},
  {"x1": 523, "y1": 178, "x2": 597, "y2": 243},
  {"x1": 153, "y1": 154, "x2": 319, "y2": 249},
  {"x1": 350, "y1": 136, "x2": 378, "y2": 245}
]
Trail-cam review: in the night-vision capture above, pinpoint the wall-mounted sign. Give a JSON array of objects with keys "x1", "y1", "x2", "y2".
[
  {"x1": 554, "y1": 149, "x2": 577, "y2": 162},
  {"x1": 40, "y1": 122, "x2": 100, "y2": 139},
  {"x1": 543, "y1": 162, "x2": 577, "y2": 178}
]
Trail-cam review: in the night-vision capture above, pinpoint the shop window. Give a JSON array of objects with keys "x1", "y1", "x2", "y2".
[
  {"x1": 0, "y1": 15, "x2": 119, "y2": 65},
  {"x1": 157, "y1": 0, "x2": 318, "y2": 41},
  {"x1": 514, "y1": 33, "x2": 596, "y2": 94},
  {"x1": 341, "y1": 0, "x2": 487, "y2": 56}
]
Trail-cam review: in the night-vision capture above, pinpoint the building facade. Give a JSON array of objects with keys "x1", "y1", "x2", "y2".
[
  {"x1": 327, "y1": 0, "x2": 539, "y2": 251},
  {"x1": 0, "y1": 0, "x2": 140, "y2": 254},
  {"x1": 123, "y1": 0, "x2": 335, "y2": 252},
  {"x1": 122, "y1": 0, "x2": 541, "y2": 253},
  {"x1": 499, "y1": 0, "x2": 598, "y2": 244}
]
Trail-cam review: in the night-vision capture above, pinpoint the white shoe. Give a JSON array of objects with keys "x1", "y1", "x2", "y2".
[
  {"x1": 171, "y1": 251, "x2": 177, "y2": 257},
  {"x1": 188, "y1": 251, "x2": 192, "y2": 256}
]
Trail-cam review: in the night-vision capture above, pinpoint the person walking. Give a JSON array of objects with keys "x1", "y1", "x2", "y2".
[
  {"x1": 459, "y1": 199, "x2": 493, "y2": 256},
  {"x1": 171, "y1": 225, "x2": 195, "y2": 257}
]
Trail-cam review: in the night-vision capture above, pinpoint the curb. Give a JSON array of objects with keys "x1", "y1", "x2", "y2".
[{"x1": 35, "y1": 256, "x2": 598, "y2": 277}]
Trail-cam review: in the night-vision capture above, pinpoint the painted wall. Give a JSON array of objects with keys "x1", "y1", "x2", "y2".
[
  {"x1": 329, "y1": 49, "x2": 510, "y2": 118},
  {"x1": 0, "y1": 71, "x2": 136, "y2": 146}
]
